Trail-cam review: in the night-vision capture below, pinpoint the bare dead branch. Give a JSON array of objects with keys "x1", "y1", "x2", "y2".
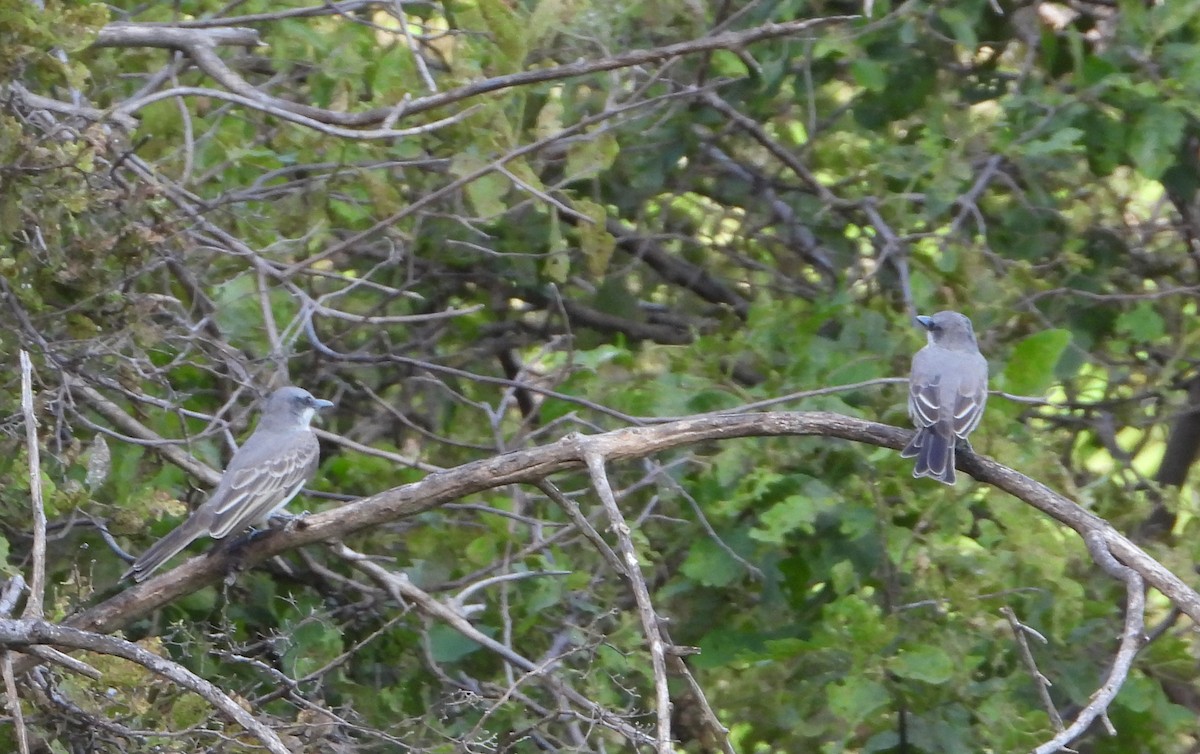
[
  {"x1": 0, "y1": 578, "x2": 24, "y2": 618},
  {"x1": 20, "y1": 647, "x2": 100, "y2": 680},
  {"x1": 93, "y1": 15, "x2": 857, "y2": 140},
  {"x1": 382, "y1": 15, "x2": 861, "y2": 122},
  {"x1": 0, "y1": 619, "x2": 290, "y2": 754},
  {"x1": 3, "y1": 652, "x2": 29, "y2": 754},
  {"x1": 94, "y1": 25, "x2": 263, "y2": 49},
  {"x1": 584, "y1": 449, "x2": 674, "y2": 753},
  {"x1": 129, "y1": 1, "x2": 392, "y2": 28},
  {"x1": 28, "y1": 411, "x2": 1196, "y2": 670},
  {"x1": 114, "y1": 85, "x2": 477, "y2": 139},
  {"x1": 3, "y1": 83, "x2": 139, "y2": 130},
  {"x1": 334, "y1": 543, "x2": 656, "y2": 748},
  {"x1": 19, "y1": 352, "x2": 46, "y2": 620}
]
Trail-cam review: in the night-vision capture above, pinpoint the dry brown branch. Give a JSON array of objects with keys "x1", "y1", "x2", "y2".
[
  {"x1": 3, "y1": 651, "x2": 28, "y2": 754},
  {"x1": 0, "y1": 619, "x2": 289, "y2": 753},
  {"x1": 333, "y1": 543, "x2": 655, "y2": 747},
  {"x1": 31, "y1": 411, "x2": 1200, "y2": 659},
  {"x1": 19, "y1": 352, "x2": 46, "y2": 620},
  {"x1": 584, "y1": 450, "x2": 673, "y2": 752}
]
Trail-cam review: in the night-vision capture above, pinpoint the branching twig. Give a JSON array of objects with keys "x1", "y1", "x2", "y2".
[
  {"x1": 1032, "y1": 532, "x2": 1147, "y2": 753},
  {"x1": 92, "y1": 15, "x2": 858, "y2": 136},
  {"x1": 333, "y1": 543, "x2": 656, "y2": 748},
  {"x1": 0, "y1": 619, "x2": 290, "y2": 754},
  {"x1": 1002, "y1": 606, "x2": 1063, "y2": 732}
]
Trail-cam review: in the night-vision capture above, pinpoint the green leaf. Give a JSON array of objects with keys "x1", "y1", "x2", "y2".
[
  {"x1": 477, "y1": 0, "x2": 526, "y2": 70},
  {"x1": 888, "y1": 644, "x2": 955, "y2": 684},
  {"x1": 850, "y1": 59, "x2": 888, "y2": 93},
  {"x1": 543, "y1": 210, "x2": 569, "y2": 283},
  {"x1": 829, "y1": 676, "x2": 890, "y2": 724},
  {"x1": 710, "y1": 49, "x2": 750, "y2": 78},
  {"x1": 536, "y1": 90, "x2": 565, "y2": 141},
  {"x1": 1115, "y1": 303, "x2": 1165, "y2": 341},
  {"x1": 281, "y1": 619, "x2": 344, "y2": 678},
  {"x1": 524, "y1": 576, "x2": 564, "y2": 615},
  {"x1": 749, "y1": 477, "x2": 836, "y2": 544},
  {"x1": 937, "y1": 7, "x2": 978, "y2": 50},
  {"x1": 450, "y1": 151, "x2": 508, "y2": 218},
  {"x1": 829, "y1": 560, "x2": 859, "y2": 595},
  {"x1": 1002, "y1": 329, "x2": 1072, "y2": 396},
  {"x1": 574, "y1": 198, "x2": 615, "y2": 279},
  {"x1": 591, "y1": 276, "x2": 640, "y2": 319},
  {"x1": 566, "y1": 132, "x2": 619, "y2": 180},
  {"x1": 429, "y1": 624, "x2": 482, "y2": 663},
  {"x1": 212, "y1": 273, "x2": 265, "y2": 348},
  {"x1": 1023, "y1": 127, "x2": 1084, "y2": 158},
  {"x1": 528, "y1": 0, "x2": 568, "y2": 47},
  {"x1": 680, "y1": 537, "x2": 742, "y2": 587},
  {"x1": 1130, "y1": 104, "x2": 1186, "y2": 180},
  {"x1": 465, "y1": 535, "x2": 497, "y2": 565}
]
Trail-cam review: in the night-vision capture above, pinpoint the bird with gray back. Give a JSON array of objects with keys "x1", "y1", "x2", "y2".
[
  {"x1": 900, "y1": 311, "x2": 988, "y2": 485},
  {"x1": 125, "y1": 386, "x2": 334, "y2": 582}
]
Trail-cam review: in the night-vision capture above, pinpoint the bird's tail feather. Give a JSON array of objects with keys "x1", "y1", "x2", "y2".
[
  {"x1": 902, "y1": 427, "x2": 956, "y2": 485},
  {"x1": 124, "y1": 520, "x2": 206, "y2": 582}
]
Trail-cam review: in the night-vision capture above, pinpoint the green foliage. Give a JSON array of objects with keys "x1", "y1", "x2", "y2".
[
  {"x1": 1002, "y1": 329, "x2": 1072, "y2": 396},
  {"x1": 6, "y1": 0, "x2": 1200, "y2": 750}
]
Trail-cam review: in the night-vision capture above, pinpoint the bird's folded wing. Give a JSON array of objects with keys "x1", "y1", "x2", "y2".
[
  {"x1": 951, "y1": 384, "x2": 986, "y2": 438},
  {"x1": 908, "y1": 374, "x2": 942, "y2": 428},
  {"x1": 208, "y1": 437, "x2": 319, "y2": 538}
]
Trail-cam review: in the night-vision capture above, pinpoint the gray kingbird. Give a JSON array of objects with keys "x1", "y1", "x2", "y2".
[
  {"x1": 900, "y1": 311, "x2": 988, "y2": 485},
  {"x1": 125, "y1": 386, "x2": 333, "y2": 582}
]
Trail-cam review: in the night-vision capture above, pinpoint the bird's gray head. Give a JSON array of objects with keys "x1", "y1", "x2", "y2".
[
  {"x1": 916, "y1": 310, "x2": 978, "y2": 349},
  {"x1": 261, "y1": 386, "x2": 334, "y2": 429}
]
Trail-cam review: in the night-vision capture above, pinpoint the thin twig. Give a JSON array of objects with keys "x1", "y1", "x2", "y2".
[
  {"x1": 2, "y1": 652, "x2": 28, "y2": 754},
  {"x1": 333, "y1": 543, "x2": 656, "y2": 748},
  {"x1": 1001, "y1": 606, "x2": 1063, "y2": 731},
  {"x1": 0, "y1": 619, "x2": 290, "y2": 754},
  {"x1": 19, "y1": 352, "x2": 46, "y2": 620},
  {"x1": 583, "y1": 448, "x2": 673, "y2": 754}
]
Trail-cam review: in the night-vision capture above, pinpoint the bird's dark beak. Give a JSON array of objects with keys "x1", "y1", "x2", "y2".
[
  {"x1": 915, "y1": 315, "x2": 934, "y2": 330},
  {"x1": 313, "y1": 398, "x2": 334, "y2": 410}
]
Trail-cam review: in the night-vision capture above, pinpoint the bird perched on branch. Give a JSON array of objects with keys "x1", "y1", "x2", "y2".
[
  {"x1": 125, "y1": 386, "x2": 333, "y2": 582},
  {"x1": 900, "y1": 311, "x2": 988, "y2": 485}
]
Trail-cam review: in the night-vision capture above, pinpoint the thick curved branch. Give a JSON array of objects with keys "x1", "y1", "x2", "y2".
[{"x1": 55, "y1": 411, "x2": 1200, "y2": 643}]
